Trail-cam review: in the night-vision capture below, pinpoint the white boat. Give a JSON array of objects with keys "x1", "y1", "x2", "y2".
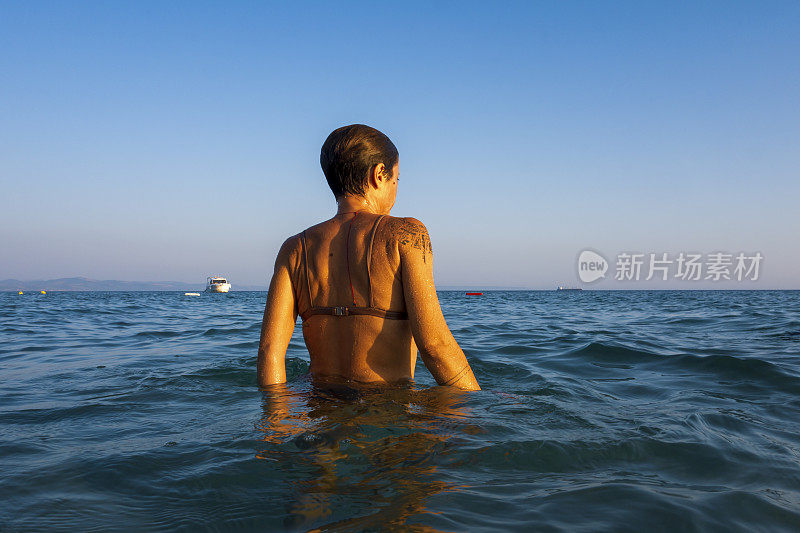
[{"x1": 205, "y1": 276, "x2": 231, "y2": 293}]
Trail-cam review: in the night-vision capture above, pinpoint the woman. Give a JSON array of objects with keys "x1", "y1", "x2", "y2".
[{"x1": 257, "y1": 124, "x2": 480, "y2": 390}]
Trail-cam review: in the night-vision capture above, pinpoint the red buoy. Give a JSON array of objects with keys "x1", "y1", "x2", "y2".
[{"x1": 465, "y1": 292, "x2": 483, "y2": 296}]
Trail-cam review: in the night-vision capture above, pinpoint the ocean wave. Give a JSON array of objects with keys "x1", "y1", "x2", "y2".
[{"x1": 3, "y1": 290, "x2": 800, "y2": 530}]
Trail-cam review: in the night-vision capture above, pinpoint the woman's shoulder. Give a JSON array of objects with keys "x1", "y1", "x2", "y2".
[
  {"x1": 275, "y1": 233, "x2": 303, "y2": 270},
  {"x1": 278, "y1": 218, "x2": 335, "y2": 263},
  {"x1": 380, "y1": 216, "x2": 431, "y2": 247}
]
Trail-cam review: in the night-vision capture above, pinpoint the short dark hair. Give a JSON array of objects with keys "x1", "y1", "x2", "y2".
[{"x1": 320, "y1": 124, "x2": 398, "y2": 198}]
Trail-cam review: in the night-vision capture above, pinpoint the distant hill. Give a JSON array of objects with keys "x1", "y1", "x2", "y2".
[{"x1": 0, "y1": 277, "x2": 266, "y2": 291}]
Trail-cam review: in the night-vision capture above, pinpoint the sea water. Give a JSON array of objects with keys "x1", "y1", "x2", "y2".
[{"x1": 1, "y1": 290, "x2": 799, "y2": 531}]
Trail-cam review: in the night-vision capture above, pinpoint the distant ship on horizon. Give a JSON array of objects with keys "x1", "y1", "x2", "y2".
[{"x1": 556, "y1": 285, "x2": 583, "y2": 291}]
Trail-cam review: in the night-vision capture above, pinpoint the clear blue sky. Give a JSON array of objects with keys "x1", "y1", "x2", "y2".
[{"x1": 2, "y1": 1, "x2": 798, "y2": 289}]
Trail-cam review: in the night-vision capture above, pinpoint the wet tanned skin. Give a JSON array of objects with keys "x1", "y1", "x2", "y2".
[
  {"x1": 257, "y1": 163, "x2": 480, "y2": 390},
  {"x1": 385, "y1": 217, "x2": 432, "y2": 263}
]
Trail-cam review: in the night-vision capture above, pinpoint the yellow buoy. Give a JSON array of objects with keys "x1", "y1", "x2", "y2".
[
  {"x1": 40, "y1": 290, "x2": 46, "y2": 294},
  {"x1": 18, "y1": 291, "x2": 23, "y2": 295}
]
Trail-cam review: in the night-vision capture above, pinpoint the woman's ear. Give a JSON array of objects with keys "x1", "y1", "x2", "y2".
[{"x1": 369, "y1": 163, "x2": 386, "y2": 189}]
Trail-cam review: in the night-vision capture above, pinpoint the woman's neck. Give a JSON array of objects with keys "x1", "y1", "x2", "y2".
[{"x1": 336, "y1": 196, "x2": 383, "y2": 216}]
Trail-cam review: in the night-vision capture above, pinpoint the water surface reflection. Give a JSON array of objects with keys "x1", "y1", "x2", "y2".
[{"x1": 256, "y1": 381, "x2": 476, "y2": 530}]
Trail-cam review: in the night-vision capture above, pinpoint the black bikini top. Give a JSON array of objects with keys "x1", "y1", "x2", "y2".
[{"x1": 299, "y1": 213, "x2": 409, "y2": 322}]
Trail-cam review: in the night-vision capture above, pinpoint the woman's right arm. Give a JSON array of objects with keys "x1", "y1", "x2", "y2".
[{"x1": 256, "y1": 238, "x2": 299, "y2": 387}]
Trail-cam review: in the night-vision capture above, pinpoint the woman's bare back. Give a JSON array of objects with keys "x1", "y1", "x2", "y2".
[
  {"x1": 290, "y1": 212, "x2": 417, "y2": 383},
  {"x1": 257, "y1": 210, "x2": 479, "y2": 390}
]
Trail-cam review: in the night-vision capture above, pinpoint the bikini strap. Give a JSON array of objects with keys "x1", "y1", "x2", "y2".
[
  {"x1": 301, "y1": 231, "x2": 313, "y2": 308},
  {"x1": 366, "y1": 214, "x2": 386, "y2": 307},
  {"x1": 300, "y1": 305, "x2": 408, "y2": 321},
  {"x1": 345, "y1": 212, "x2": 359, "y2": 305}
]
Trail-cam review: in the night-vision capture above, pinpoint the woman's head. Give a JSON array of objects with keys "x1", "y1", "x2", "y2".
[{"x1": 320, "y1": 124, "x2": 399, "y2": 200}]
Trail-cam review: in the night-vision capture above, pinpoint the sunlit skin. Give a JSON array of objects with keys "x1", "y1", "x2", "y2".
[{"x1": 257, "y1": 162, "x2": 480, "y2": 391}]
